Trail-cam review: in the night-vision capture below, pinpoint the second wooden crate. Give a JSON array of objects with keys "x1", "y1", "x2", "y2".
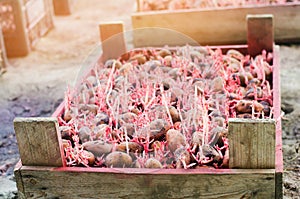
[
  {"x1": 132, "y1": 1, "x2": 300, "y2": 47},
  {"x1": 0, "y1": 0, "x2": 54, "y2": 57}
]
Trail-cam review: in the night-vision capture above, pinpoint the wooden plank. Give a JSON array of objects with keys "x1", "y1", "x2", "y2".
[
  {"x1": 99, "y1": 22, "x2": 127, "y2": 60},
  {"x1": 247, "y1": 14, "x2": 273, "y2": 57},
  {"x1": 17, "y1": 166, "x2": 275, "y2": 198},
  {"x1": 272, "y1": 45, "x2": 283, "y2": 199},
  {"x1": 228, "y1": 119, "x2": 276, "y2": 169},
  {"x1": 14, "y1": 161, "x2": 26, "y2": 199},
  {"x1": 13, "y1": 117, "x2": 65, "y2": 167},
  {"x1": 132, "y1": 3, "x2": 300, "y2": 47}
]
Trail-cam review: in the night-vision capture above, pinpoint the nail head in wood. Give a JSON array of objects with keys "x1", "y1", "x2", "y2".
[
  {"x1": 228, "y1": 119, "x2": 276, "y2": 169},
  {"x1": 14, "y1": 117, "x2": 65, "y2": 167}
]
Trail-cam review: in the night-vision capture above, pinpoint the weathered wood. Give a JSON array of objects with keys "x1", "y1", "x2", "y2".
[
  {"x1": 228, "y1": 119, "x2": 276, "y2": 169},
  {"x1": 247, "y1": 14, "x2": 273, "y2": 57},
  {"x1": 132, "y1": 3, "x2": 300, "y2": 47},
  {"x1": 99, "y1": 22, "x2": 127, "y2": 60},
  {"x1": 16, "y1": 166, "x2": 275, "y2": 199},
  {"x1": 272, "y1": 45, "x2": 283, "y2": 199},
  {"x1": 13, "y1": 117, "x2": 65, "y2": 167}
]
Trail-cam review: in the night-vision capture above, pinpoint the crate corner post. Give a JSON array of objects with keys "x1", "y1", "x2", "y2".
[
  {"x1": 98, "y1": 21, "x2": 127, "y2": 60},
  {"x1": 228, "y1": 119, "x2": 276, "y2": 169},
  {"x1": 13, "y1": 117, "x2": 65, "y2": 167},
  {"x1": 247, "y1": 14, "x2": 274, "y2": 57}
]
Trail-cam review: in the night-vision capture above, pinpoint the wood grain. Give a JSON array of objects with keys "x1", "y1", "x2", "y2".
[
  {"x1": 228, "y1": 119, "x2": 276, "y2": 169},
  {"x1": 247, "y1": 14, "x2": 273, "y2": 57},
  {"x1": 13, "y1": 117, "x2": 65, "y2": 167},
  {"x1": 132, "y1": 3, "x2": 300, "y2": 47},
  {"x1": 99, "y1": 22, "x2": 127, "y2": 60},
  {"x1": 16, "y1": 166, "x2": 275, "y2": 199}
]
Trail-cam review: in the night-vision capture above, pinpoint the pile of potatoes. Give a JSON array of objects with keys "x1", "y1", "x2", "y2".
[{"x1": 59, "y1": 46, "x2": 273, "y2": 169}]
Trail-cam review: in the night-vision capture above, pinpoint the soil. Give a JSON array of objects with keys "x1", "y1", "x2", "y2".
[{"x1": 0, "y1": 0, "x2": 299, "y2": 198}]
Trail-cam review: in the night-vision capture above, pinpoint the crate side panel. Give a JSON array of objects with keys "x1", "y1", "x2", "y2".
[
  {"x1": 19, "y1": 169, "x2": 275, "y2": 198},
  {"x1": 132, "y1": 4, "x2": 300, "y2": 47}
]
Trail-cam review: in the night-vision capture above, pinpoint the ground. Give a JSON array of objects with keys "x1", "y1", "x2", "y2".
[{"x1": 0, "y1": 0, "x2": 299, "y2": 198}]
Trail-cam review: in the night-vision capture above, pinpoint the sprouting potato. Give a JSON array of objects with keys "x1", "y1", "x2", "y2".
[
  {"x1": 226, "y1": 49, "x2": 244, "y2": 61},
  {"x1": 83, "y1": 140, "x2": 113, "y2": 157},
  {"x1": 163, "y1": 55, "x2": 173, "y2": 67},
  {"x1": 158, "y1": 48, "x2": 172, "y2": 58},
  {"x1": 174, "y1": 147, "x2": 191, "y2": 169},
  {"x1": 116, "y1": 142, "x2": 144, "y2": 153},
  {"x1": 130, "y1": 54, "x2": 147, "y2": 65},
  {"x1": 119, "y1": 112, "x2": 137, "y2": 124},
  {"x1": 166, "y1": 129, "x2": 186, "y2": 153},
  {"x1": 145, "y1": 158, "x2": 163, "y2": 168},
  {"x1": 169, "y1": 106, "x2": 180, "y2": 123},
  {"x1": 210, "y1": 76, "x2": 224, "y2": 92},
  {"x1": 82, "y1": 150, "x2": 95, "y2": 166},
  {"x1": 149, "y1": 119, "x2": 171, "y2": 140},
  {"x1": 105, "y1": 151, "x2": 133, "y2": 168},
  {"x1": 119, "y1": 62, "x2": 134, "y2": 75},
  {"x1": 104, "y1": 59, "x2": 123, "y2": 70},
  {"x1": 78, "y1": 126, "x2": 91, "y2": 143},
  {"x1": 94, "y1": 124, "x2": 109, "y2": 140}
]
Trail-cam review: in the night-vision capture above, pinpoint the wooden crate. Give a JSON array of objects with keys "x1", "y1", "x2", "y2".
[
  {"x1": 132, "y1": 1, "x2": 300, "y2": 47},
  {"x1": 13, "y1": 16, "x2": 283, "y2": 198},
  {"x1": 0, "y1": 0, "x2": 54, "y2": 57},
  {"x1": 52, "y1": 0, "x2": 76, "y2": 15}
]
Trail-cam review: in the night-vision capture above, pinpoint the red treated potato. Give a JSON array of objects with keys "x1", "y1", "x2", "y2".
[
  {"x1": 82, "y1": 140, "x2": 113, "y2": 157},
  {"x1": 105, "y1": 151, "x2": 133, "y2": 168},
  {"x1": 166, "y1": 129, "x2": 186, "y2": 153},
  {"x1": 145, "y1": 158, "x2": 163, "y2": 168},
  {"x1": 116, "y1": 142, "x2": 144, "y2": 153}
]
